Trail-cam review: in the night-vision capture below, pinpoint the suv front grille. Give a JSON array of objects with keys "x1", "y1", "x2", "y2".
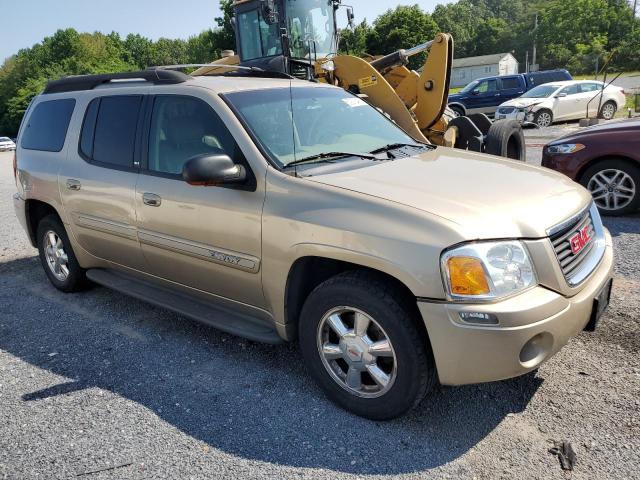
[
  {"x1": 549, "y1": 204, "x2": 605, "y2": 286},
  {"x1": 498, "y1": 106, "x2": 515, "y2": 114}
]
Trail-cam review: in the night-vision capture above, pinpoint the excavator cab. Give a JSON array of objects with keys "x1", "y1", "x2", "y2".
[{"x1": 232, "y1": 0, "x2": 339, "y2": 80}]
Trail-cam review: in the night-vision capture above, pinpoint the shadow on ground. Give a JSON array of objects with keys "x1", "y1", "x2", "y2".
[{"x1": 0, "y1": 256, "x2": 542, "y2": 475}]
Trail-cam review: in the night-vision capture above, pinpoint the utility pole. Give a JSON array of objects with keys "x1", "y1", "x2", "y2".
[
  {"x1": 531, "y1": 13, "x2": 538, "y2": 71},
  {"x1": 525, "y1": 50, "x2": 529, "y2": 73}
]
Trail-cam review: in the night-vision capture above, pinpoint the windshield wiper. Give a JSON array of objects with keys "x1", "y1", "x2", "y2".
[
  {"x1": 285, "y1": 151, "x2": 378, "y2": 168},
  {"x1": 369, "y1": 142, "x2": 429, "y2": 154}
]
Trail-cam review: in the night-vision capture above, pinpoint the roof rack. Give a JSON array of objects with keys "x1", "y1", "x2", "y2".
[
  {"x1": 154, "y1": 63, "x2": 294, "y2": 80},
  {"x1": 43, "y1": 69, "x2": 190, "y2": 94}
]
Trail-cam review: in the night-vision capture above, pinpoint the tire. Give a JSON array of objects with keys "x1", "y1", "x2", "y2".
[
  {"x1": 449, "y1": 105, "x2": 465, "y2": 117},
  {"x1": 37, "y1": 214, "x2": 88, "y2": 292},
  {"x1": 580, "y1": 159, "x2": 640, "y2": 216},
  {"x1": 298, "y1": 270, "x2": 436, "y2": 420},
  {"x1": 533, "y1": 109, "x2": 553, "y2": 128},
  {"x1": 598, "y1": 101, "x2": 617, "y2": 120},
  {"x1": 485, "y1": 119, "x2": 526, "y2": 161}
]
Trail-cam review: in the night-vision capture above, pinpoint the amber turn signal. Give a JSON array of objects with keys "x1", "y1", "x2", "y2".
[{"x1": 447, "y1": 256, "x2": 490, "y2": 295}]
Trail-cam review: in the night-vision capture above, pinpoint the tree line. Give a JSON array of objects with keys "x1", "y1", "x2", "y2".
[{"x1": 1, "y1": 0, "x2": 638, "y2": 135}]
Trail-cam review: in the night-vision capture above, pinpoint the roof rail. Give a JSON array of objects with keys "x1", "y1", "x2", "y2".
[
  {"x1": 154, "y1": 63, "x2": 294, "y2": 80},
  {"x1": 43, "y1": 69, "x2": 190, "y2": 94}
]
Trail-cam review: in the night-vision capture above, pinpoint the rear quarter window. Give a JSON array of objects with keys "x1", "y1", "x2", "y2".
[{"x1": 20, "y1": 98, "x2": 76, "y2": 152}]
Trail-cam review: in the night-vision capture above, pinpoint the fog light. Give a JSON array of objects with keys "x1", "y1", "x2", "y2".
[{"x1": 519, "y1": 332, "x2": 553, "y2": 368}]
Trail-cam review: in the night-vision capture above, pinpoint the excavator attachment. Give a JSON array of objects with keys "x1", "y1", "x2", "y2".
[{"x1": 194, "y1": 0, "x2": 525, "y2": 160}]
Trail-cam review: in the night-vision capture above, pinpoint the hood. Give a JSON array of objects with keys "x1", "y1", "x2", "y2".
[
  {"x1": 500, "y1": 97, "x2": 546, "y2": 108},
  {"x1": 553, "y1": 118, "x2": 640, "y2": 143},
  {"x1": 307, "y1": 147, "x2": 592, "y2": 239}
]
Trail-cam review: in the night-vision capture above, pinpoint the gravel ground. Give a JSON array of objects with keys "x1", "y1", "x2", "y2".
[{"x1": 0, "y1": 149, "x2": 638, "y2": 479}]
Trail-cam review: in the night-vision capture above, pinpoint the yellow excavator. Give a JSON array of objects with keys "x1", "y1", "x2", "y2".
[{"x1": 193, "y1": 0, "x2": 525, "y2": 160}]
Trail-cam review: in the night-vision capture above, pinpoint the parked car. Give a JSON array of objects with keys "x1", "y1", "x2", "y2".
[
  {"x1": 0, "y1": 136, "x2": 16, "y2": 151},
  {"x1": 497, "y1": 80, "x2": 627, "y2": 127},
  {"x1": 447, "y1": 69, "x2": 572, "y2": 117},
  {"x1": 542, "y1": 118, "x2": 640, "y2": 215},
  {"x1": 13, "y1": 70, "x2": 613, "y2": 420}
]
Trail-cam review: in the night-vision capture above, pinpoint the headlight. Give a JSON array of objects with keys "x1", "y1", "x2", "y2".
[
  {"x1": 546, "y1": 143, "x2": 585, "y2": 154},
  {"x1": 441, "y1": 241, "x2": 537, "y2": 301}
]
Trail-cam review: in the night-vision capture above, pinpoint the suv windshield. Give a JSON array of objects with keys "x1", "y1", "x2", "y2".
[
  {"x1": 224, "y1": 86, "x2": 417, "y2": 168},
  {"x1": 521, "y1": 85, "x2": 560, "y2": 98},
  {"x1": 286, "y1": 0, "x2": 336, "y2": 59}
]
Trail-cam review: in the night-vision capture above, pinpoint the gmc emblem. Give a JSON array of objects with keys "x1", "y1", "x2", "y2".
[{"x1": 570, "y1": 226, "x2": 592, "y2": 254}]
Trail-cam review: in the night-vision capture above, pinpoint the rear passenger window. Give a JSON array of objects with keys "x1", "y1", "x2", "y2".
[
  {"x1": 501, "y1": 77, "x2": 521, "y2": 89},
  {"x1": 79, "y1": 95, "x2": 142, "y2": 168},
  {"x1": 147, "y1": 96, "x2": 238, "y2": 176},
  {"x1": 21, "y1": 99, "x2": 75, "y2": 152}
]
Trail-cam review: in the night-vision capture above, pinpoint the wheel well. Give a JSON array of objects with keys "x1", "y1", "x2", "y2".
[
  {"x1": 284, "y1": 257, "x2": 422, "y2": 340},
  {"x1": 448, "y1": 103, "x2": 466, "y2": 115},
  {"x1": 25, "y1": 200, "x2": 60, "y2": 246},
  {"x1": 576, "y1": 155, "x2": 638, "y2": 184}
]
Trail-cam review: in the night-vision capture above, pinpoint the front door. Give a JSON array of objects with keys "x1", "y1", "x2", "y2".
[
  {"x1": 135, "y1": 92, "x2": 266, "y2": 308},
  {"x1": 59, "y1": 94, "x2": 146, "y2": 270},
  {"x1": 467, "y1": 78, "x2": 500, "y2": 115},
  {"x1": 554, "y1": 84, "x2": 582, "y2": 120}
]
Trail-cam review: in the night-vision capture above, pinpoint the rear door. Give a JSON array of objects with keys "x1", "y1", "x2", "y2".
[
  {"x1": 579, "y1": 82, "x2": 604, "y2": 117},
  {"x1": 59, "y1": 93, "x2": 147, "y2": 270},
  {"x1": 498, "y1": 76, "x2": 525, "y2": 102}
]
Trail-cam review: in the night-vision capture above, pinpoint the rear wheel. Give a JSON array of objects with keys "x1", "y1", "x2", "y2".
[
  {"x1": 37, "y1": 215, "x2": 88, "y2": 292},
  {"x1": 299, "y1": 271, "x2": 436, "y2": 420},
  {"x1": 533, "y1": 109, "x2": 553, "y2": 128},
  {"x1": 580, "y1": 159, "x2": 640, "y2": 216},
  {"x1": 598, "y1": 101, "x2": 617, "y2": 120}
]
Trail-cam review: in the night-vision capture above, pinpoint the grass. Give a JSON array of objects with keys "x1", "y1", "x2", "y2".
[{"x1": 573, "y1": 71, "x2": 640, "y2": 81}]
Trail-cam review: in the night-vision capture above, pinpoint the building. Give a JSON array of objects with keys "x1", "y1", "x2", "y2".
[{"x1": 450, "y1": 53, "x2": 519, "y2": 88}]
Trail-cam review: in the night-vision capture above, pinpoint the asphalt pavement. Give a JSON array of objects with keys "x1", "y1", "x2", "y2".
[{"x1": 0, "y1": 148, "x2": 639, "y2": 479}]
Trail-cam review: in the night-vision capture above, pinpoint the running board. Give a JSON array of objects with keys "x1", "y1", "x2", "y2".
[{"x1": 86, "y1": 269, "x2": 283, "y2": 344}]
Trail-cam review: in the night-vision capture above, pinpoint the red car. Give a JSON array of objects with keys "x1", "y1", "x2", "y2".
[{"x1": 542, "y1": 118, "x2": 640, "y2": 216}]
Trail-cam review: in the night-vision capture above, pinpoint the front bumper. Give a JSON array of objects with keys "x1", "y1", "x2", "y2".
[
  {"x1": 495, "y1": 110, "x2": 527, "y2": 122},
  {"x1": 419, "y1": 232, "x2": 614, "y2": 386}
]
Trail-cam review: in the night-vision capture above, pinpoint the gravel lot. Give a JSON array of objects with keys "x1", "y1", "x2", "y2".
[{"x1": 0, "y1": 147, "x2": 638, "y2": 479}]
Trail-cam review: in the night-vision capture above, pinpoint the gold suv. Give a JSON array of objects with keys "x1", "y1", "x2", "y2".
[{"x1": 13, "y1": 69, "x2": 613, "y2": 419}]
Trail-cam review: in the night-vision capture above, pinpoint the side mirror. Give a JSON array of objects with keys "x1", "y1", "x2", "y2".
[
  {"x1": 346, "y1": 7, "x2": 355, "y2": 29},
  {"x1": 471, "y1": 90, "x2": 480, "y2": 95},
  {"x1": 182, "y1": 153, "x2": 246, "y2": 186},
  {"x1": 261, "y1": 0, "x2": 278, "y2": 25},
  {"x1": 555, "y1": 92, "x2": 567, "y2": 98}
]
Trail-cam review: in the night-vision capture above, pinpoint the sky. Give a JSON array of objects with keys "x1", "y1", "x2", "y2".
[{"x1": 0, "y1": 0, "x2": 453, "y2": 62}]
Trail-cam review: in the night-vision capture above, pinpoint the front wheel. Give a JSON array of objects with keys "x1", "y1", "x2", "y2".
[
  {"x1": 533, "y1": 109, "x2": 553, "y2": 128},
  {"x1": 580, "y1": 159, "x2": 640, "y2": 216},
  {"x1": 299, "y1": 271, "x2": 436, "y2": 420}
]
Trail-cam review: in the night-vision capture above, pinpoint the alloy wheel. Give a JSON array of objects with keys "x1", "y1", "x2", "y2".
[
  {"x1": 317, "y1": 307, "x2": 397, "y2": 398},
  {"x1": 536, "y1": 111, "x2": 552, "y2": 127},
  {"x1": 600, "y1": 103, "x2": 616, "y2": 120},
  {"x1": 43, "y1": 230, "x2": 70, "y2": 281},
  {"x1": 587, "y1": 169, "x2": 636, "y2": 211}
]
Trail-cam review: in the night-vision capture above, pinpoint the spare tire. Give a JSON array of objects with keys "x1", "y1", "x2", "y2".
[{"x1": 485, "y1": 119, "x2": 526, "y2": 161}]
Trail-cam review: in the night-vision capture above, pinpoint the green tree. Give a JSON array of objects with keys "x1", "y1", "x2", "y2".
[
  {"x1": 339, "y1": 20, "x2": 373, "y2": 56},
  {"x1": 365, "y1": 5, "x2": 439, "y2": 69}
]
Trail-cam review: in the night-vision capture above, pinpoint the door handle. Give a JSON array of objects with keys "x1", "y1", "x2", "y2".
[
  {"x1": 66, "y1": 179, "x2": 81, "y2": 191},
  {"x1": 142, "y1": 192, "x2": 162, "y2": 207}
]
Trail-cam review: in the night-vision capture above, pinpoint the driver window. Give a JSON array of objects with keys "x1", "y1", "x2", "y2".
[
  {"x1": 148, "y1": 96, "x2": 237, "y2": 176},
  {"x1": 475, "y1": 79, "x2": 497, "y2": 93},
  {"x1": 560, "y1": 84, "x2": 579, "y2": 96}
]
